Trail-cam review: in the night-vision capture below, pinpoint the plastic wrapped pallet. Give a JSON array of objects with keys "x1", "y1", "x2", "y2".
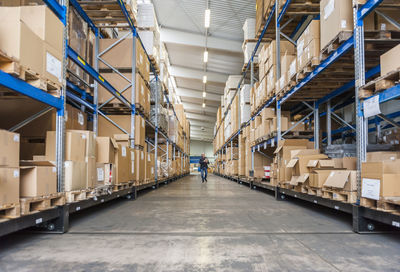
[
  {"x1": 243, "y1": 18, "x2": 256, "y2": 40},
  {"x1": 240, "y1": 104, "x2": 251, "y2": 125},
  {"x1": 240, "y1": 84, "x2": 251, "y2": 104},
  {"x1": 137, "y1": 2, "x2": 156, "y2": 28},
  {"x1": 149, "y1": 80, "x2": 163, "y2": 104},
  {"x1": 226, "y1": 75, "x2": 242, "y2": 90}
]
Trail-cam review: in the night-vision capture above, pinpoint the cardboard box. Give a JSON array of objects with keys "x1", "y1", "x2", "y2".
[
  {"x1": 274, "y1": 139, "x2": 310, "y2": 166},
  {"x1": 309, "y1": 169, "x2": 334, "y2": 188},
  {"x1": 320, "y1": 0, "x2": 353, "y2": 50},
  {"x1": 135, "y1": 149, "x2": 145, "y2": 182},
  {"x1": 69, "y1": 130, "x2": 96, "y2": 157},
  {"x1": 0, "y1": 167, "x2": 20, "y2": 206},
  {"x1": 145, "y1": 152, "x2": 155, "y2": 181},
  {"x1": 0, "y1": 7, "x2": 43, "y2": 75},
  {"x1": 324, "y1": 170, "x2": 356, "y2": 191},
  {"x1": 98, "y1": 115, "x2": 146, "y2": 148},
  {"x1": 366, "y1": 151, "x2": 400, "y2": 162},
  {"x1": 96, "y1": 137, "x2": 118, "y2": 164},
  {"x1": 20, "y1": 162, "x2": 57, "y2": 197},
  {"x1": 43, "y1": 42, "x2": 63, "y2": 84},
  {"x1": 380, "y1": 44, "x2": 400, "y2": 77},
  {"x1": 45, "y1": 130, "x2": 86, "y2": 162},
  {"x1": 98, "y1": 73, "x2": 148, "y2": 110},
  {"x1": 269, "y1": 117, "x2": 288, "y2": 132},
  {"x1": 333, "y1": 157, "x2": 357, "y2": 170},
  {"x1": 95, "y1": 163, "x2": 114, "y2": 187},
  {"x1": 287, "y1": 154, "x2": 328, "y2": 176},
  {"x1": 64, "y1": 161, "x2": 87, "y2": 191},
  {"x1": 361, "y1": 160, "x2": 400, "y2": 198},
  {"x1": 86, "y1": 156, "x2": 96, "y2": 189},
  {"x1": 98, "y1": 38, "x2": 149, "y2": 81},
  {"x1": 0, "y1": 129, "x2": 20, "y2": 168},
  {"x1": 262, "y1": 108, "x2": 276, "y2": 120},
  {"x1": 307, "y1": 159, "x2": 335, "y2": 171},
  {"x1": 114, "y1": 144, "x2": 131, "y2": 184},
  {"x1": 20, "y1": 5, "x2": 63, "y2": 53}
]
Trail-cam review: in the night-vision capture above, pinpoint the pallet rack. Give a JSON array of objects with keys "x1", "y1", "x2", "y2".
[
  {"x1": 0, "y1": 0, "x2": 189, "y2": 237},
  {"x1": 214, "y1": 0, "x2": 400, "y2": 232}
]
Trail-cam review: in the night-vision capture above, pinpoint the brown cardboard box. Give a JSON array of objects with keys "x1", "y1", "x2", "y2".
[
  {"x1": 320, "y1": 0, "x2": 353, "y2": 50},
  {"x1": 43, "y1": 42, "x2": 63, "y2": 84},
  {"x1": 86, "y1": 156, "x2": 96, "y2": 189},
  {"x1": 129, "y1": 149, "x2": 136, "y2": 182},
  {"x1": 274, "y1": 139, "x2": 310, "y2": 166},
  {"x1": 98, "y1": 38, "x2": 149, "y2": 81},
  {"x1": 307, "y1": 159, "x2": 335, "y2": 171},
  {"x1": 64, "y1": 161, "x2": 87, "y2": 191},
  {"x1": 361, "y1": 160, "x2": 400, "y2": 198},
  {"x1": 98, "y1": 115, "x2": 145, "y2": 147},
  {"x1": 333, "y1": 157, "x2": 357, "y2": 170},
  {"x1": 69, "y1": 130, "x2": 96, "y2": 157},
  {"x1": 114, "y1": 134, "x2": 130, "y2": 147},
  {"x1": 0, "y1": 7, "x2": 43, "y2": 75},
  {"x1": 0, "y1": 129, "x2": 20, "y2": 168},
  {"x1": 95, "y1": 163, "x2": 114, "y2": 187},
  {"x1": 269, "y1": 117, "x2": 288, "y2": 132},
  {"x1": 0, "y1": 167, "x2": 19, "y2": 206},
  {"x1": 96, "y1": 137, "x2": 118, "y2": 164},
  {"x1": 45, "y1": 130, "x2": 86, "y2": 162},
  {"x1": 366, "y1": 151, "x2": 400, "y2": 162},
  {"x1": 114, "y1": 144, "x2": 131, "y2": 184},
  {"x1": 20, "y1": 162, "x2": 57, "y2": 197},
  {"x1": 98, "y1": 73, "x2": 148, "y2": 110},
  {"x1": 145, "y1": 151, "x2": 155, "y2": 181},
  {"x1": 135, "y1": 149, "x2": 145, "y2": 182},
  {"x1": 20, "y1": 5, "x2": 63, "y2": 53},
  {"x1": 287, "y1": 154, "x2": 328, "y2": 176},
  {"x1": 380, "y1": 44, "x2": 400, "y2": 77},
  {"x1": 309, "y1": 169, "x2": 334, "y2": 188},
  {"x1": 262, "y1": 107, "x2": 276, "y2": 120},
  {"x1": 377, "y1": 10, "x2": 400, "y2": 31},
  {"x1": 324, "y1": 170, "x2": 356, "y2": 191}
]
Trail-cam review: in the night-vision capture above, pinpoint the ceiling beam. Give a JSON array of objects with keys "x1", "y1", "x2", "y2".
[
  {"x1": 186, "y1": 113, "x2": 216, "y2": 122},
  {"x1": 189, "y1": 120, "x2": 216, "y2": 128},
  {"x1": 161, "y1": 28, "x2": 242, "y2": 53},
  {"x1": 169, "y1": 65, "x2": 228, "y2": 84},
  {"x1": 182, "y1": 102, "x2": 217, "y2": 114},
  {"x1": 190, "y1": 136, "x2": 213, "y2": 142},
  {"x1": 176, "y1": 88, "x2": 221, "y2": 102}
]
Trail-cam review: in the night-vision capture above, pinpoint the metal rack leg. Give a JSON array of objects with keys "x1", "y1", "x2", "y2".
[{"x1": 53, "y1": 205, "x2": 69, "y2": 233}]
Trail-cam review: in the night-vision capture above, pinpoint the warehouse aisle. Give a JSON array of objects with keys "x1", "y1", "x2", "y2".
[{"x1": 1, "y1": 174, "x2": 400, "y2": 271}]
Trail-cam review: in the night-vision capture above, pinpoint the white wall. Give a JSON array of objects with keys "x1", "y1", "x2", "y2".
[{"x1": 190, "y1": 140, "x2": 214, "y2": 161}]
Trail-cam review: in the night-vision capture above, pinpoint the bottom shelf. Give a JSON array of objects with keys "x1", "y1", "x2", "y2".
[
  {"x1": 215, "y1": 173, "x2": 400, "y2": 232},
  {"x1": 0, "y1": 174, "x2": 190, "y2": 238}
]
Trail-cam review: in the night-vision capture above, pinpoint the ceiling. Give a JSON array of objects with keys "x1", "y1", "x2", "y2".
[{"x1": 152, "y1": 0, "x2": 255, "y2": 141}]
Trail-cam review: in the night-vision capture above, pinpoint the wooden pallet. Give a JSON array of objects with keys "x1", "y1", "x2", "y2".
[
  {"x1": 0, "y1": 50, "x2": 61, "y2": 93},
  {"x1": 149, "y1": 56, "x2": 160, "y2": 74},
  {"x1": 322, "y1": 189, "x2": 357, "y2": 203},
  {"x1": 320, "y1": 31, "x2": 353, "y2": 61},
  {"x1": 307, "y1": 187, "x2": 323, "y2": 197},
  {"x1": 296, "y1": 57, "x2": 321, "y2": 81},
  {"x1": 377, "y1": 197, "x2": 400, "y2": 215},
  {"x1": 359, "y1": 68, "x2": 400, "y2": 99},
  {"x1": 20, "y1": 193, "x2": 65, "y2": 215},
  {"x1": 65, "y1": 189, "x2": 94, "y2": 203},
  {"x1": 270, "y1": 130, "x2": 313, "y2": 139},
  {"x1": 360, "y1": 197, "x2": 377, "y2": 208},
  {"x1": 112, "y1": 182, "x2": 132, "y2": 192},
  {"x1": 0, "y1": 203, "x2": 21, "y2": 219}
]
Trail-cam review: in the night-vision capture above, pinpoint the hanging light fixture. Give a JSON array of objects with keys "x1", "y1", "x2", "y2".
[
  {"x1": 203, "y1": 50, "x2": 208, "y2": 63},
  {"x1": 203, "y1": 75, "x2": 207, "y2": 84},
  {"x1": 203, "y1": 92, "x2": 206, "y2": 98},
  {"x1": 204, "y1": 9, "x2": 211, "y2": 28},
  {"x1": 202, "y1": 103, "x2": 206, "y2": 108}
]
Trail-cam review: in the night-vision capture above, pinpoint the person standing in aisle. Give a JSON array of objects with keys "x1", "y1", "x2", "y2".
[{"x1": 199, "y1": 153, "x2": 209, "y2": 183}]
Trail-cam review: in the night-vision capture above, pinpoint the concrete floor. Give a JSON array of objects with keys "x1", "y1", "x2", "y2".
[{"x1": 1, "y1": 174, "x2": 400, "y2": 272}]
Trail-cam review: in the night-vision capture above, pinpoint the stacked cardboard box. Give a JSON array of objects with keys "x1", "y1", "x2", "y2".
[
  {"x1": 240, "y1": 85, "x2": 251, "y2": 125},
  {"x1": 0, "y1": 6, "x2": 63, "y2": 88},
  {"x1": 96, "y1": 137, "x2": 118, "y2": 188},
  {"x1": 297, "y1": 20, "x2": 320, "y2": 75},
  {"x1": 0, "y1": 130, "x2": 20, "y2": 207}
]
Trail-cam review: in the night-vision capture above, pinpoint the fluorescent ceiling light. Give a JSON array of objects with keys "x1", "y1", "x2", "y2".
[
  {"x1": 205, "y1": 9, "x2": 210, "y2": 28},
  {"x1": 203, "y1": 51, "x2": 208, "y2": 63},
  {"x1": 202, "y1": 103, "x2": 206, "y2": 108},
  {"x1": 203, "y1": 92, "x2": 206, "y2": 98},
  {"x1": 203, "y1": 75, "x2": 207, "y2": 83}
]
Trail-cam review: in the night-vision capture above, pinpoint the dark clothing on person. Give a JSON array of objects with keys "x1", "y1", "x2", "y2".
[{"x1": 199, "y1": 157, "x2": 209, "y2": 169}]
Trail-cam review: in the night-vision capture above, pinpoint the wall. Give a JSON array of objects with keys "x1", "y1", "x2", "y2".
[{"x1": 190, "y1": 140, "x2": 214, "y2": 162}]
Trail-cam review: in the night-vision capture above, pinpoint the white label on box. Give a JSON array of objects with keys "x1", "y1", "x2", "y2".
[
  {"x1": 46, "y1": 52, "x2": 62, "y2": 82},
  {"x1": 141, "y1": 151, "x2": 144, "y2": 160},
  {"x1": 148, "y1": 154, "x2": 150, "y2": 161},
  {"x1": 64, "y1": 110, "x2": 68, "y2": 122},
  {"x1": 13, "y1": 134, "x2": 20, "y2": 142},
  {"x1": 78, "y1": 113, "x2": 84, "y2": 126},
  {"x1": 361, "y1": 178, "x2": 380, "y2": 200},
  {"x1": 13, "y1": 170, "x2": 19, "y2": 178},
  {"x1": 151, "y1": 167, "x2": 154, "y2": 174},
  {"x1": 297, "y1": 40, "x2": 304, "y2": 55},
  {"x1": 380, "y1": 23, "x2": 387, "y2": 31},
  {"x1": 97, "y1": 168, "x2": 104, "y2": 181},
  {"x1": 363, "y1": 96, "x2": 381, "y2": 118},
  {"x1": 52, "y1": 167, "x2": 57, "y2": 173},
  {"x1": 142, "y1": 119, "x2": 145, "y2": 127},
  {"x1": 324, "y1": 0, "x2": 334, "y2": 20},
  {"x1": 341, "y1": 20, "x2": 347, "y2": 29},
  {"x1": 131, "y1": 161, "x2": 135, "y2": 174},
  {"x1": 122, "y1": 146, "x2": 127, "y2": 157},
  {"x1": 141, "y1": 85, "x2": 144, "y2": 95},
  {"x1": 131, "y1": 151, "x2": 135, "y2": 158},
  {"x1": 35, "y1": 218, "x2": 43, "y2": 224}
]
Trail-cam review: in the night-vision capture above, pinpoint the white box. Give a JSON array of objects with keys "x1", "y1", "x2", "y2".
[
  {"x1": 243, "y1": 18, "x2": 256, "y2": 40},
  {"x1": 240, "y1": 104, "x2": 251, "y2": 124},
  {"x1": 240, "y1": 84, "x2": 251, "y2": 104},
  {"x1": 137, "y1": 3, "x2": 156, "y2": 28},
  {"x1": 226, "y1": 75, "x2": 242, "y2": 90}
]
